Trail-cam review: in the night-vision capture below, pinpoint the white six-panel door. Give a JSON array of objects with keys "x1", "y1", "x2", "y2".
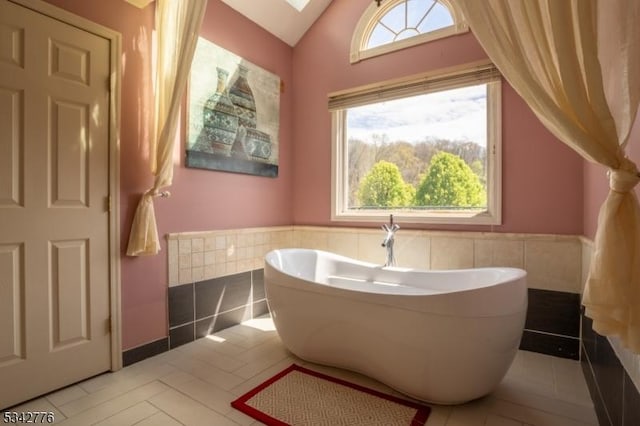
[{"x1": 0, "y1": 0, "x2": 112, "y2": 409}]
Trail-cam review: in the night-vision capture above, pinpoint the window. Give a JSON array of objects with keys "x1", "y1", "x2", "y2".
[
  {"x1": 285, "y1": 0, "x2": 310, "y2": 12},
  {"x1": 350, "y1": 0, "x2": 468, "y2": 63},
  {"x1": 329, "y1": 62, "x2": 502, "y2": 225}
]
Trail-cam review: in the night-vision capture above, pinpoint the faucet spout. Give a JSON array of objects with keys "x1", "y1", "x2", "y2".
[{"x1": 381, "y1": 214, "x2": 399, "y2": 267}]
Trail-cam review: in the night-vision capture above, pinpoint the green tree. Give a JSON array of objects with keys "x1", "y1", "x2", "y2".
[
  {"x1": 357, "y1": 161, "x2": 415, "y2": 208},
  {"x1": 469, "y1": 159, "x2": 486, "y2": 186},
  {"x1": 415, "y1": 152, "x2": 486, "y2": 207},
  {"x1": 348, "y1": 138, "x2": 373, "y2": 206},
  {"x1": 381, "y1": 141, "x2": 423, "y2": 186}
]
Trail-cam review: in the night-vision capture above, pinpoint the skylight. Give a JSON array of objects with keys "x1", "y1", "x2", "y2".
[{"x1": 286, "y1": 0, "x2": 310, "y2": 12}]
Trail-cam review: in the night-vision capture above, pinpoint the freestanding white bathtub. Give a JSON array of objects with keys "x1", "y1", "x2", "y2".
[{"x1": 264, "y1": 248, "x2": 527, "y2": 405}]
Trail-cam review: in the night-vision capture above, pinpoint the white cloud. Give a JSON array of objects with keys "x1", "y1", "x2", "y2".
[{"x1": 347, "y1": 84, "x2": 487, "y2": 145}]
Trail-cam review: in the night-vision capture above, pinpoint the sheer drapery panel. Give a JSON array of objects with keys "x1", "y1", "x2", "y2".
[
  {"x1": 456, "y1": 0, "x2": 640, "y2": 351},
  {"x1": 127, "y1": 0, "x2": 208, "y2": 256}
]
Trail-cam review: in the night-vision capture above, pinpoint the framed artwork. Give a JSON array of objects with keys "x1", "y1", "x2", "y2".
[{"x1": 186, "y1": 38, "x2": 280, "y2": 177}]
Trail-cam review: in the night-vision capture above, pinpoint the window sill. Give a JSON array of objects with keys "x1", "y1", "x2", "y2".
[{"x1": 331, "y1": 210, "x2": 501, "y2": 226}]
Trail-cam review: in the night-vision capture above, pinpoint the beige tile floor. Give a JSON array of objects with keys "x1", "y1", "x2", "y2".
[{"x1": 9, "y1": 317, "x2": 597, "y2": 425}]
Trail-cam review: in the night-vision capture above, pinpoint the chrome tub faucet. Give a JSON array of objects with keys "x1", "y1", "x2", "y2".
[{"x1": 381, "y1": 214, "x2": 400, "y2": 267}]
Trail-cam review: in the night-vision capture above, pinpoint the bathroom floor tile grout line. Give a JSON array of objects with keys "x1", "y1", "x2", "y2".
[
  {"x1": 148, "y1": 380, "x2": 229, "y2": 423},
  {"x1": 522, "y1": 328, "x2": 580, "y2": 340},
  {"x1": 490, "y1": 391, "x2": 586, "y2": 422},
  {"x1": 10, "y1": 317, "x2": 597, "y2": 426},
  {"x1": 579, "y1": 341, "x2": 614, "y2": 426},
  {"x1": 138, "y1": 400, "x2": 186, "y2": 426},
  {"x1": 53, "y1": 368, "x2": 180, "y2": 417}
]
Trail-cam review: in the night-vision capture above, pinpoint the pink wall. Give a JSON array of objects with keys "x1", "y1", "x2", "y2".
[
  {"x1": 583, "y1": 113, "x2": 640, "y2": 239},
  {"x1": 291, "y1": 0, "x2": 584, "y2": 234},
  {"x1": 43, "y1": 0, "x2": 293, "y2": 350},
  {"x1": 38, "y1": 0, "x2": 602, "y2": 351}
]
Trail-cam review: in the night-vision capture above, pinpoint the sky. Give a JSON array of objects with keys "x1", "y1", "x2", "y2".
[
  {"x1": 369, "y1": 0, "x2": 454, "y2": 48},
  {"x1": 347, "y1": 83, "x2": 488, "y2": 146},
  {"x1": 285, "y1": 0, "x2": 310, "y2": 12}
]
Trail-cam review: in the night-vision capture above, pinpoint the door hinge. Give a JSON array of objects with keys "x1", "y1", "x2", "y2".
[
  {"x1": 106, "y1": 316, "x2": 112, "y2": 334},
  {"x1": 106, "y1": 195, "x2": 111, "y2": 212}
]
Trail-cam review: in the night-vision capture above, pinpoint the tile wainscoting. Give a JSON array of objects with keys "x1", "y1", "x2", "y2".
[
  {"x1": 141, "y1": 229, "x2": 588, "y2": 364},
  {"x1": 162, "y1": 226, "x2": 583, "y2": 358},
  {"x1": 167, "y1": 270, "x2": 269, "y2": 350},
  {"x1": 121, "y1": 227, "x2": 640, "y2": 424},
  {"x1": 522, "y1": 288, "x2": 580, "y2": 359},
  {"x1": 167, "y1": 226, "x2": 583, "y2": 292},
  {"x1": 292, "y1": 227, "x2": 583, "y2": 294},
  {"x1": 580, "y1": 238, "x2": 640, "y2": 426},
  {"x1": 167, "y1": 227, "x2": 294, "y2": 287},
  {"x1": 293, "y1": 227, "x2": 583, "y2": 359}
]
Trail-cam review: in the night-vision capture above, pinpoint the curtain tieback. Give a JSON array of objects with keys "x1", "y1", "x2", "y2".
[
  {"x1": 609, "y1": 159, "x2": 640, "y2": 193},
  {"x1": 145, "y1": 189, "x2": 172, "y2": 198}
]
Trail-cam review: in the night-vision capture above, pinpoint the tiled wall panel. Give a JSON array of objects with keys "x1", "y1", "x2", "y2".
[
  {"x1": 521, "y1": 289, "x2": 580, "y2": 359},
  {"x1": 137, "y1": 227, "x2": 640, "y2": 426},
  {"x1": 169, "y1": 226, "x2": 584, "y2": 293},
  {"x1": 167, "y1": 226, "x2": 585, "y2": 360},
  {"x1": 582, "y1": 313, "x2": 628, "y2": 426},
  {"x1": 167, "y1": 227, "x2": 293, "y2": 287},
  {"x1": 167, "y1": 269, "x2": 267, "y2": 350},
  {"x1": 580, "y1": 239, "x2": 640, "y2": 425}
]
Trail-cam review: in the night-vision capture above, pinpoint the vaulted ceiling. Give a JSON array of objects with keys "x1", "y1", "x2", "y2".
[
  {"x1": 125, "y1": 0, "x2": 333, "y2": 47},
  {"x1": 220, "y1": 0, "x2": 332, "y2": 46}
]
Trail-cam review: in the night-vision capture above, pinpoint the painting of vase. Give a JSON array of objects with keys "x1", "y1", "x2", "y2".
[
  {"x1": 187, "y1": 38, "x2": 280, "y2": 177},
  {"x1": 229, "y1": 65, "x2": 257, "y2": 130},
  {"x1": 192, "y1": 67, "x2": 238, "y2": 157}
]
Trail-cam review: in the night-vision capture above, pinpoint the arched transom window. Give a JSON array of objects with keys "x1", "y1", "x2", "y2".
[{"x1": 351, "y1": 0, "x2": 468, "y2": 63}]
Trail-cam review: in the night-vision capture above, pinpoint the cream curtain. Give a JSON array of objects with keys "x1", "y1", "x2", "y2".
[
  {"x1": 126, "y1": 0, "x2": 208, "y2": 256},
  {"x1": 456, "y1": 0, "x2": 640, "y2": 351}
]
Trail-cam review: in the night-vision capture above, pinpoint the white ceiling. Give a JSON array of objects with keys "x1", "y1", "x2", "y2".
[
  {"x1": 124, "y1": 0, "x2": 333, "y2": 47},
  {"x1": 221, "y1": 0, "x2": 333, "y2": 46}
]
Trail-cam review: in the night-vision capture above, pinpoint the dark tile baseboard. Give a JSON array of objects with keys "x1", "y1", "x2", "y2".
[
  {"x1": 168, "y1": 269, "x2": 268, "y2": 350},
  {"x1": 196, "y1": 305, "x2": 252, "y2": 338},
  {"x1": 623, "y1": 373, "x2": 640, "y2": 426},
  {"x1": 169, "y1": 283, "x2": 194, "y2": 328},
  {"x1": 520, "y1": 330, "x2": 579, "y2": 359},
  {"x1": 519, "y1": 288, "x2": 580, "y2": 360},
  {"x1": 122, "y1": 338, "x2": 169, "y2": 367},
  {"x1": 123, "y1": 269, "x2": 269, "y2": 366},
  {"x1": 513, "y1": 288, "x2": 640, "y2": 424},
  {"x1": 169, "y1": 323, "x2": 196, "y2": 349},
  {"x1": 525, "y1": 288, "x2": 580, "y2": 336},
  {"x1": 581, "y1": 310, "x2": 640, "y2": 425},
  {"x1": 195, "y1": 300, "x2": 268, "y2": 339}
]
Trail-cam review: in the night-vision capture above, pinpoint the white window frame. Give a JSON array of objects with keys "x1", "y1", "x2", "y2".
[
  {"x1": 329, "y1": 61, "x2": 502, "y2": 225},
  {"x1": 350, "y1": 0, "x2": 469, "y2": 64}
]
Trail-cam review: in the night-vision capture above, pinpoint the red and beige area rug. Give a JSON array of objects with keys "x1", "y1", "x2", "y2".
[{"x1": 231, "y1": 364, "x2": 431, "y2": 425}]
